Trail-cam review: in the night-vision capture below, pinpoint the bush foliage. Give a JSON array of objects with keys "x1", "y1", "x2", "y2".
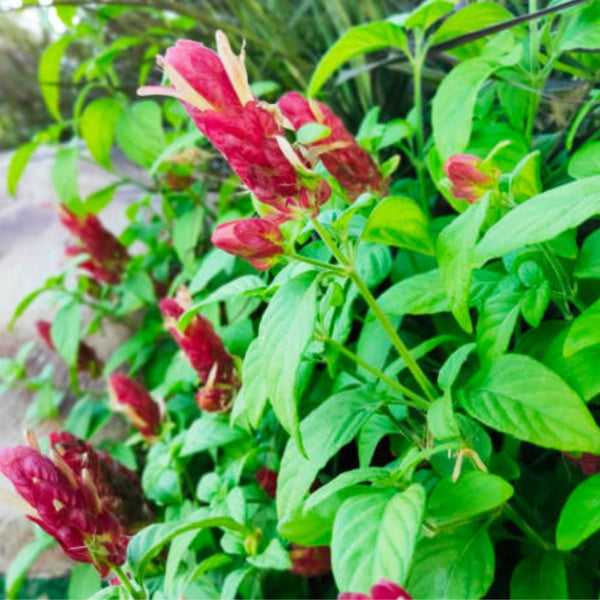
[{"x1": 3, "y1": 1, "x2": 600, "y2": 598}]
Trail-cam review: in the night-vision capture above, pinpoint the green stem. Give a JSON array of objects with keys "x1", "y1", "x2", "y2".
[
  {"x1": 310, "y1": 219, "x2": 438, "y2": 402},
  {"x1": 349, "y1": 272, "x2": 438, "y2": 403},
  {"x1": 411, "y1": 47, "x2": 429, "y2": 214},
  {"x1": 310, "y1": 219, "x2": 349, "y2": 266},
  {"x1": 112, "y1": 564, "x2": 142, "y2": 599},
  {"x1": 287, "y1": 252, "x2": 347, "y2": 275},
  {"x1": 324, "y1": 337, "x2": 430, "y2": 410},
  {"x1": 380, "y1": 404, "x2": 425, "y2": 448},
  {"x1": 504, "y1": 504, "x2": 551, "y2": 551},
  {"x1": 538, "y1": 242, "x2": 573, "y2": 319}
]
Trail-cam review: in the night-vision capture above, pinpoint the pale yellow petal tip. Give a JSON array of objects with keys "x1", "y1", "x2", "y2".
[{"x1": 216, "y1": 29, "x2": 254, "y2": 106}]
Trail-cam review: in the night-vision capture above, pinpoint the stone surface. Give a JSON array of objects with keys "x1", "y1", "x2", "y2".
[{"x1": 0, "y1": 147, "x2": 146, "y2": 576}]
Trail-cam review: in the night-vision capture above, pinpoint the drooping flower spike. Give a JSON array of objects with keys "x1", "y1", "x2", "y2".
[
  {"x1": 108, "y1": 374, "x2": 163, "y2": 440},
  {"x1": 139, "y1": 33, "x2": 312, "y2": 211},
  {"x1": 58, "y1": 205, "x2": 129, "y2": 284},
  {"x1": 159, "y1": 292, "x2": 239, "y2": 412},
  {"x1": 0, "y1": 432, "x2": 150, "y2": 576}
]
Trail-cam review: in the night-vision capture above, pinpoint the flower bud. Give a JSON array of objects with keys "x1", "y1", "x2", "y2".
[
  {"x1": 108, "y1": 374, "x2": 162, "y2": 440},
  {"x1": 443, "y1": 154, "x2": 499, "y2": 203},
  {"x1": 211, "y1": 218, "x2": 284, "y2": 270}
]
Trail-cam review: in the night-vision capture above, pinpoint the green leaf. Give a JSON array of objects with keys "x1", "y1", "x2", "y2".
[
  {"x1": 238, "y1": 338, "x2": 268, "y2": 429},
  {"x1": 475, "y1": 176, "x2": 600, "y2": 263},
  {"x1": 52, "y1": 147, "x2": 80, "y2": 210},
  {"x1": 476, "y1": 290, "x2": 521, "y2": 364},
  {"x1": 308, "y1": 22, "x2": 408, "y2": 96},
  {"x1": 564, "y1": 298, "x2": 600, "y2": 356},
  {"x1": 358, "y1": 409, "x2": 407, "y2": 467},
  {"x1": 7, "y1": 142, "x2": 39, "y2": 196},
  {"x1": 575, "y1": 229, "x2": 600, "y2": 279},
  {"x1": 5, "y1": 533, "x2": 55, "y2": 600},
  {"x1": 457, "y1": 354, "x2": 600, "y2": 453},
  {"x1": 80, "y1": 98, "x2": 122, "y2": 169},
  {"x1": 85, "y1": 183, "x2": 117, "y2": 214},
  {"x1": 67, "y1": 564, "x2": 102, "y2": 600},
  {"x1": 559, "y1": 2, "x2": 600, "y2": 51},
  {"x1": 408, "y1": 523, "x2": 494, "y2": 599},
  {"x1": 568, "y1": 141, "x2": 600, "y2": 179},
  {"x1": 438, "y1": 343, "x2": 476, "y2": 391},
  {"x1": 332, "y1": 486, "x2": 425, "y2": 592},
  {"x1": 172, "y1": 206, "x2": 204, "y2": 265},
  {"x1": 182, "y1": 275, "x2": 265, "y2": 326},
  {"x1": 427, "y1": 393, "x2": 460, "y2": 441},
  {"x1": 38, "y1": 35, "x2": 72, "y2": 120},
  {"x1": 438, "y1": 197, "x2": 489, "y2": 332},
  {"x1": 428, "y1": 471, "x2": 513, "y2": 523},
  {"x1": 556, "y1": 473, "x2": 600, "y2": 551},
  {"x1": 404, "y1": 1, "x2": 454, "y2": 30},
  {"x1": 362, "y1": 196, "x2": 434, "y2": 254},
  {"x1": 277, "y1": 388, "x2": 382, "y2": 517},
  {"x1": 128, "y1": 511, "x2": 249, "y2": 579},
  {"x1": 432, "y1": 58, "x2": 497, "y2": 159},
  {"x1": 115, "y1": 100, "x2": 166, "y2": 168},
  {"x1": 510, "y1": 553, "x2": 568, "y2": 600},
  {"x1": 541, "y1": 327, "x2": 600, "y2": 402},
  {"x1": 377, "y1": 269, "x2": 449, "y2": 316},
  {"x1": 431, "y1": 2, "x2": 513, "y2": 50},
  {"x1": 297, "y1": 122, "x2": 332, "y2": 144},
  {"x1": 247, "y1": 539, "x2": 292, "y2": 571},
  {"x1": 142, "y1": 441, "x2": 182, "y2": 506},
  {"x1": 304, "y1": 468, "x2": 391, "y2": 513},
  {"x1": 510, "y1": 151, "x2": 542, "y2": 203},
  {"x1": 258, "y1": 271, "x2": 318, "y2": 445},
  {"x1": 50, "y1": 301, "x2": 81, "y2": 366},
  {"x1": 181, "y1": 415, "x2": 247, "y2": 456}
]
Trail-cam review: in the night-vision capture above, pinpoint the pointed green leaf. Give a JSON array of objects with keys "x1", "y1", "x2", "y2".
[
  {"x1": 308, "y1": 22, "x2": 408, "y2": 96},
  {"x1": 332, "y1": 485, "x2": 425, "y2": 592},
  {"x1": 458, "y1": 354, "x2": 600, "y2": 453}
]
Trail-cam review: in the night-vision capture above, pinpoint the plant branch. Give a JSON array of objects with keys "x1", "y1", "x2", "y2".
[
  {"x1": 310, "y1": 218, "x2": 438, "y2": 403},
  {"x1": 323, "y1": 337, "x2": 430, "y2": 410}
]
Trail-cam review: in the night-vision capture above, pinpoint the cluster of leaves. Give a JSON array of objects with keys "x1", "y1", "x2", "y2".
[{"x1": 4, "y1": 0, "x2": 600, "y2": 599}]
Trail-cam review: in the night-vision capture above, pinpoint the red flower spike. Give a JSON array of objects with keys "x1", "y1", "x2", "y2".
[
  {"x1": 289, "y1": 544, "x2": 331, "y2": 577},
  {"x1": 339, "y1": 579, "x2": 412, "y2": 600},
  {"x1": 211, "y1": 218, "x2": 284, "y2": 270},
  {"x1": 49, "y1": 431, "x2": 152, "y2": 532},
  {"x1": 278, "y1": 92, "x2": 385, "y2": 198},
  {"x1": 58, "y1": 205, "x2": 129, "y2": 284},
  {"x1": 108, "y1": 374, "x2": 162, "y2": 440},
  {"x1": 255, "y1": 467, "x2": 278, "y2": 499},
  {"x1": 138, "y1": 33, "x2": 334, "y2": 215},
  {"x1": 0, "y1": 441, "x2": 133, "y2": 577},
  {"x1": 159, "y1": 296, "x2": 239, "y2": 412},
  {"x1": 443, "y1": 154, "x2": 500, "y2": 203}
]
